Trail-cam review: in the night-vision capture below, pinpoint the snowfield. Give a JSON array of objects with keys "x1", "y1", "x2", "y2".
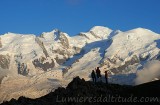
[{"x1": 0, "y1": 26, "x2": 160, "y2": 103}]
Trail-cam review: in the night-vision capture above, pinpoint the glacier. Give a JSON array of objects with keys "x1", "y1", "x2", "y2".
[{"x1": 0, "y1": 26, "x2": 160, "y2": 103}]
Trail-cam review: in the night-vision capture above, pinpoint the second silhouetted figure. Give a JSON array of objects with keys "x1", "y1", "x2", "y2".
[
  {"x1": 91, "y1": 70, "x2": 96, "y2": 83},
  {"x1": 104, "y1": 71, "x2": 108, "y2": 84},
  {"x1": 96, "y1": 67, "x2": 101, "y2": 81}
]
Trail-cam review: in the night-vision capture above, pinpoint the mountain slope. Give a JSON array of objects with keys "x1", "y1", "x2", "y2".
[
  {"x1": 1, "y1": 77, "x2": 160, "y2": 105},
  {"x1": 0, "y1": 26, "x2": 160, "y2": 103}
]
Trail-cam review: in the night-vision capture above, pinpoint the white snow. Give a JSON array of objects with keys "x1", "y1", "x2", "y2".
[
  {"x1": 90, "y1": 26, "x2": 113, "y2": 39},
  {"x1": 0, "y1": 26, "x2": 160, "y2": 103},
  {"x1": 104, "y1": 28, "x2": 160, "y2": 59}
]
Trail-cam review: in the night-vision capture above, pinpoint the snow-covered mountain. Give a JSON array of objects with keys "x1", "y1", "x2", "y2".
[{"x1": 0, "y1": 26, "x2": 160, "y2": 103}]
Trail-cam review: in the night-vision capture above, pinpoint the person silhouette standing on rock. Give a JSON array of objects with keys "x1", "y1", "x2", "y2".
[
  {"x1": 91, "y1": 70, "x2": 96, "y2": 83},
  {"x1": 96, "y1": 67, "x2": 102, "y2": 82}
]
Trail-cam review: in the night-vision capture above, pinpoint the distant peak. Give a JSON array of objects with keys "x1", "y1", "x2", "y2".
[
  {"x1": 40, "y1": 29, "x2": 70, "y2": 41},
  {"x1": 52, "y1": 29, "x2": 62, "y2": 34},
  {"x1": 132, "y1": 27, "x2": 148, "y2": 31},
  {"x1": 41, "y1": 28, "x2": 61, "y2": 34},
  {"x1": 87, "y1": 26, "x2": 113, "y2": 39},
  {"x1": 5, "y1": 32, "x2": 21, "y2": 35},
  {"x1": 90, "y1": 26, "x2": 112, "y2": 31},
  {"x1": 2, "y1": 32, "x2": 25, "y2": 37},
  {"x1": 2, "y1": 32, "x2": 35, "y2": 36},
  {"x1": 54, "y1": 28, "x2": 60, "y2": 32},
  {"x1": 128, "y1": 27, "x2": 156, "y2": 34}
]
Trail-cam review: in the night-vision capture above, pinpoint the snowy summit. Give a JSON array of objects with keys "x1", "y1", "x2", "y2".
[{"x1": 0, "y1": 26, "x2": 160, "y2": 103}]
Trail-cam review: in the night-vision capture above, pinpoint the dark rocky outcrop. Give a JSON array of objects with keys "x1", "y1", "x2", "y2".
[
  {"x1": 79, "y1": 33, "x2": 90, "y2": 40},
  {"x1": 0, "y1": 37, "x2": 2, "y2": 48},
  {"x1": 0, "y1": 54, "x2": 10, "y2": 69},
  {"x1": 106, "y1": 55, "x2": 139, "y2": 74},
  {"x1": 35, "y1": 37, "x2": 49, "y2": 57},
  {"x1": 55, "y1": 56, "x2": 67, "y2": 65},
  {"x1": 1, "y1": 77, "x2": 160, "y2": 105},
  {"x1": 17, "y1": 63, "x2": 29, "y2": 76},
  {"x1": 59, "y1": 32, "x2": 70, "y2": 49},
  {"x1": 32, "y1": 57, "x2": 55, "y2": 71},
  {"x1": 90, "y1": 31, "x2": 101, "y2": 39}
]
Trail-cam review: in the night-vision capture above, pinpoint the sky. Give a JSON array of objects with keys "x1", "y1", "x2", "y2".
[{"x1": 0, "y1": 0, "x2": 159, "y2": 36}]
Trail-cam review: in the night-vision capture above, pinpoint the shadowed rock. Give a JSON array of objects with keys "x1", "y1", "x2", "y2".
[
  {"x1": 1, "y1": 77, "x2": 160, "y2": 105},
  {"x1": 0, "y1": 54, "x2": 10, "y2": 69},
  {"x1": 0, "y1": 38, "x2": 2, "y2": 48},
  {"x1": 32, "y1": 57, "x2": 55, "y2": 71}
]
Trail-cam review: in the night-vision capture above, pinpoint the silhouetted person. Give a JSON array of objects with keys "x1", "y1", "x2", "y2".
[
  {"x1": 104, "y1": 71, "x2": 108, "y2": 84},
  {"x1": 96, "y1": 67, "x2": 101, "y2": 81},
  {"x1": 91, "y1": 70, "x2": 96, "y2": 83}
]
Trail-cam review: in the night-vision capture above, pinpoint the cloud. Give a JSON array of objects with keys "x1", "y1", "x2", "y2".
[{"x1": 135, "y1": 60, "x2": 160, "y2": 85}]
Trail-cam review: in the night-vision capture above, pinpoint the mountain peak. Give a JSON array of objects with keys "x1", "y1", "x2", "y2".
[
  {"x1": 1, "y1": 26, "x2": 160, "y2": 103},
  {"x1": 90, "y1": 26, "x2": 112, "y2": 33},
  {"x1": 127, "y1": 27, "x2": 157, "y2": 34},
  {"x1": 87, "y1": 26, "x2": 113, "y2": 39},
  {"x1": 2, "y1": 32, "x2": 22, "y2": 36},
  {"x1": 40, "y1": 29, "x2": 62, "y2": 41}
]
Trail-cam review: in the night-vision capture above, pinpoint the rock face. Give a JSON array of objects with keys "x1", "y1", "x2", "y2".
[
  {"x1": 32, "y1": 57, "x2": 55, "y2": 71},
  {"x1": 35, "y1": 37, "x2": 49, "y2": 58},
  {"x1": 1, "y1": 77, "x2": 160, "y2": 105},
  {"x1": 0, "y1": 38, "x2": 2, "y2": 48},
  {"x1": 0, "y1": 54, "x2": 10, "y2": 69},
  {"x1": 17, "y1": 63, "x2": 28, "y2": 75}
]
